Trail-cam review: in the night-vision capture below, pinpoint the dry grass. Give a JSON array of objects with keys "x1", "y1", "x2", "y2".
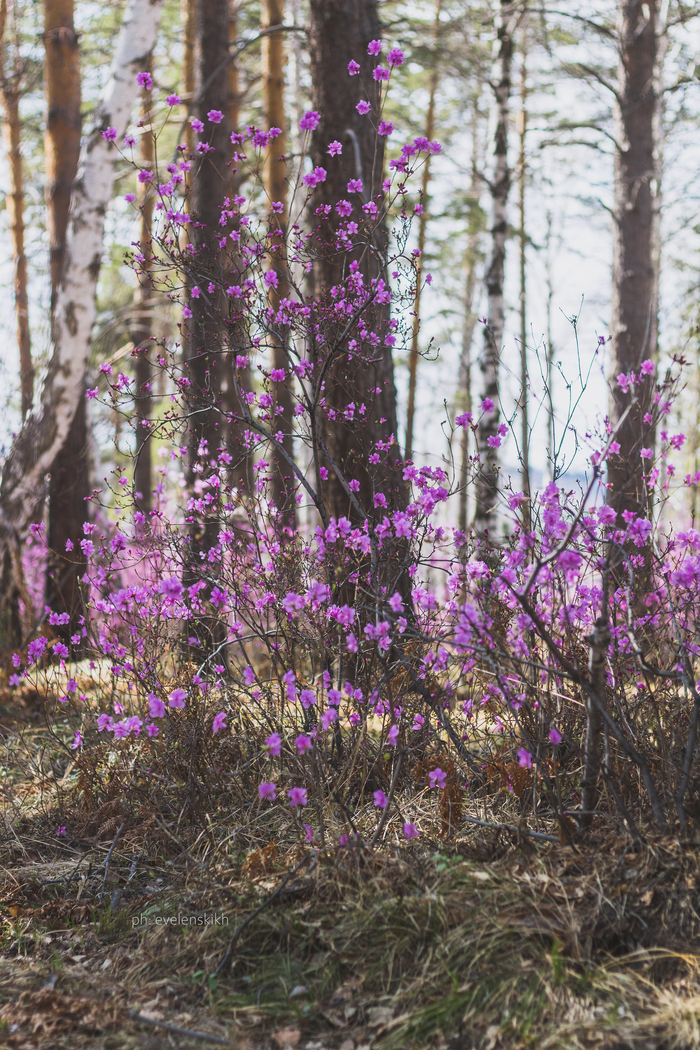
[{"x1": 3, "y1": 686, "x2": 700, "y2": 1050}]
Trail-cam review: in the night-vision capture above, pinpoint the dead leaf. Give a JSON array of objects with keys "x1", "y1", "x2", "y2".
[{"x1": 272, "y1": 1029, "x2": 301, "y2": 1049}]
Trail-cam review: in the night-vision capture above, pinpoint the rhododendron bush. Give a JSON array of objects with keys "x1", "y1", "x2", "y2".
[{"x1": 12, "y1": 53, "x2": 700, "y2": 846}]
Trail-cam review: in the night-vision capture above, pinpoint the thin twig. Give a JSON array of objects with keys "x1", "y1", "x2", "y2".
[
  {"x1": 212, "y1": 854, "x2": 316, "y2": 977},
  {"x1": 128, "y1": 1011, "x2": 234, "y2": 1046},
  {"x1": 97, "y1": 822, "x2": 125, "y2": 905},
  {"x1": 462, "y1": 814, "x2": 558, "y2": 843}
]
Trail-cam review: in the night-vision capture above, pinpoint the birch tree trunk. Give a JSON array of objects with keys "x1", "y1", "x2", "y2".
[
  {"x1": 0, "y1": 0, "x2": 165, "y2": 647},
  {"x1": 0, "y1": 0, "x2": 32, "y2": 420},
  {"x1": 132, "y1": 52, "x2": 155, "y2": 522},
  {"x1": 262, "y1": 0, "x2": 296, "y2": 532},
  {"x1": 405, "y1": 0, "x2": 441, "y2": 465},
  {"x1": 473, "y1": 0, "x2": 516, "y2": 539},
  {"x1": 607, "y1": 0, "x2": 660, "y2": 521},
  {"x1": 44, "y1": 0, "x2": 89, "y2": 639}
]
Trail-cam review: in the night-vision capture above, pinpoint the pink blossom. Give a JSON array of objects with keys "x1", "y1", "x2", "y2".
[
  {"x1": 208, "y1": 109, "x2": 223, "y2": 123},
  {"x1": 166, "y1": 93, "x2": 181, "y2": 106},
  {"x1": 300, "y1": 110, "x2": 320, "y2": 131},
  {"x1": 481, "y1": 397, "x2": 494, "y2": 413},
  {"x1": 403, "y1": 822, "x2": 419, "y2": 840},
  {"x1": 387, "y1": 723, "x2": 399, "y2": 746},
  {"x1": 71, "y1": 730, "x2": 83, "y2": 750},
  {"x1": 641, "y1": 359, "x2": 654, "y2": 375},
  {"x1": 373, "y1": 67, "x2": 390, "y2": 82},
  {"x1": 367, "y1": 39, "x2": 382, "y2": 56},
  {"x1": 327, "y1": 140, "x2": 342, "y2": 155},
  {"x1": 148, "y1": 694, "x2": 165, "y2": 718},
  {"x1": 265, "y1": 732, "x2": 282, "y2": 756},
  {"x1": 295, "y1": 734, "x2": 313, "y2": 754},
  {"x1": 517, "y1": 748, "x2": 532, "y2": 769},
  {"x1": 259, "y1": 781, "x2": 277, "y2": 800},
  {"x1": 102, "y1": 127, "x2": 117, "y2": 142},
  {"x1": 378, "y1": 120, "x2": 393, "y2": 136},
  {"x1": 428, "y1": 767, "x2": 446, "y2": 789},
  {"x1": 348, "y1": 60, "x2": 361, "y2": 75},
  {"x1": 356, "y1": 100, "x2": 371, "y2": 115},
  {"x1": 288, "y1": 786, "x2": 308, "y2": 807},
  {"x1": 373, "y1": 789, "x2": 388, "y2": 809},
  {"x1": 137, "y1": 71, "x2": 153, "y2": 89},
  {"x1": 168, "y1": 687, "x2": 187, "y2": 708},
  {"x1": 387, "y1": 47, "x2": 404, "y2": 67},
  {"x1": 212, "y1": 711, "x2": 227, "y2": 733},
  {"x1": 549, "y1": 727, "x2": 562, "y2": 745}
]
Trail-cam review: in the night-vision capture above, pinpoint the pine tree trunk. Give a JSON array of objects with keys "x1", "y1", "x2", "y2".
[
  {"x1": 0, "y1": 0, "x2": 165, "y2": 648},
  {"x1": 262, "y1": 0, "x2": 296, "y2": 531},
  {"x1": 473, "y1": 0, "x2": 515, "y2": 539},
  {"x1": 607, "y1": 0, "x2": 659, "y2": 520},
  {"x1": 44, "y1": 0, "x2": 89, "y2": 638},
  {"x1": 0, "y1": 0, "x2": 33, "y2": 420},
  {"x1": 308, "y1": 0, "x2": 405, "y2": 522}
]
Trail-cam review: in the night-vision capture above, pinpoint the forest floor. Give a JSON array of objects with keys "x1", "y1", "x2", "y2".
[{"x1": 3, "y1": 688, "x2": 700, "y2": 1050}]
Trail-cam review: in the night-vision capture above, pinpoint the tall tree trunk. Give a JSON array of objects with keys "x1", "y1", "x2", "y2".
[
  {"x1": 0, "y1": 0, "x2": 165, "y2": 648},
  {"x1": 132, "y1": 52, "x2": 154, "y2": 523},
  {"x1": 0, "y1": 0, "x2": 32, "y2": 420},
  {"x1": 404, "y1": 0, "x2": 441, "y2": 465},
  {"x1": 517, "y1": 26, "x2": 530, "y2": 532},
  {"x1": 308, "y1": 0, "x2": 405, "y2": 522},
  {"x1": 473, "y1": 0, "x2": 516, "y2": 539},
  {"x1": 262, "y1": 0, "x2": 295, "y2": 531},
  {"x1": 44, "y1": 0, "x2": 89, "y2": 638},
  {"x1": 182, "y1": 0, "x2": 232, "y2": 648},
  {"x1": 607, "y1": 0, "x2": 659, "y2": 521}
]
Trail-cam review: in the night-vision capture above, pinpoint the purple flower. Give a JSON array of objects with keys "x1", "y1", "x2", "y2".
[
  {"x1": 321, "y1": 708, "x2": 338, "y2": 731},
  {"x1": 146, "y1": 723, "x2": 159, "y2": 737},
  {"x1": 96, "y1": 714, "x2": 113, "y2": 732},
  {"x1": 148, "y1": 694, "x2": 165, "y2": 718},
  {"x1": 373, "y1": 66, "x2": 390, "y2": 81},
  {"x1": 71, "y1": 731, "x2": 83, "y2": 750},
  {"x1": 356, "y1": 100, "x2": 371, "y2": 115},
  {"x1": 387, "y1": 723, "x2": 399, "y2": 747},
  {"x1": 282, "y1": 591, "x2": 304, "y2": 615},
  {"x1": 517, "y1": 748, "x2": 533, "y2": 769},
  {"x1": 56, "y1": 826, "x2": 67, "y2": 837},
  {"x1": 300, "y1": 110, "x2": 320, "y2": 131},
  {"x1": 208, "y1": 109, "x2": 223, "y2": 123},
  {"x1": 166, "y1": 93, "x2": 181, "y2": 106},
  {"x1": 302, "y1": 165, "x2": 327, "y2": 187},
  {"x1": 137, "y1": 71, "x2": 153, "y2": 89},
  {"x1": 124, "y1": 192, "x2": 136, "y2": 203},
  {"x1": 387, "y1": 47, "x2": 404, "y2": 67},
  {"x1": 191, "y1": 118, "x2": 204, "y2": 134},
  {"x1": 288, "y1": 786, "x2": 308, "y2": 807},
  {"x1": 300, "y1": 689, "x2": 316, "y2": 709},
  {"x1": 549, "y1": 727, "x2": 562, "y2": 746},
  {"x1": 259, "y1": 781, "x2": 277, "y2": 800},
  {"x1": 428, "y1": 767, "x2": 447, "y2": 789},
  {"x1": 347, "y1": 178, "x2": 363, "y2": 194},
  {"x1": 641, "y1": 359, "x2": 654, "y2": 375},
  {"x1": 138, "y1": 169, "x2": 153, "y2": 183},
  {"x1": 102, "y1": 127, "x2": 117, "y2": 142},
  {"x1": 348, "y1": 59, "x2": 361, "y2": 75},
  {"x1": 159, "y1": 577, "x2": 184, "y2": 600},
  {"x1": 373, "y1": 789, "x2": 388, "y2": 809},
  {"x1": 641, "y1": 447, "x2": 653, "y2": 460},
  {"x1": 403, "y1": 822, "x2": 419, "y2": 840},
  {"x1": 336, "y1": 199, "x2": 353, "y2": 217},
  {"x1": 264, "y1": 269, "x2": 279, "y2": 289},
  {"x1": 9, "y1": 674, "x2": 21, "y2": 687},
  {"x1": 481, "y1": 397, "x2": 494, "y2": 413},
  {"x1": 124, "y1": 133, "x2": 136, "y2": 147},
  {"x1": 295, "y1": 734, "x2": 313, "y2": 754},
  {"x1": 168, "y1": 687, "x2": 187, "y2": 709},
  {"x1": 265, "y1": 732, "x2": 282, "y2": 756},
  {"x1": 378, "y1": 120, "x2": 393, "y2": 136},
  {"x1": 212, "y1": 711, "x2": 227, "y2": 733},
  {"x1": 367, "y1": 39, "x2": 382, "y2": 56},
  {"x1": 53, "y1": 642, "x2": 69, "y2": 658}
]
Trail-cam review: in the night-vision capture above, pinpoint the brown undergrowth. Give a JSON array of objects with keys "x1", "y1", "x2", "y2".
[{"x1": 3, "y1": 691, "x2": 700, "y2": 1049}]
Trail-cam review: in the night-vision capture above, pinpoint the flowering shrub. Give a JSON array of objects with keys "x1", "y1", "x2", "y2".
[{"x1": 12, "y1": 46, "x2": 700, "y2": 847}]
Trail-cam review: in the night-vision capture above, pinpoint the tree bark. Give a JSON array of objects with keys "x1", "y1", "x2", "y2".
[
  {"x1": 517, "y1": 27, "x2": 530, "y2": 532},
  {"x1": 132, "y1": 52, "x2": 154, "y2": 522},
  {"x1": 404, "y1": 0, "x2": 441, "y2": 465},
  {"x1": 44, "y1": 0, "x2": 89, "y2": 638},
  {"x1": 262, "y1": 0, "x2": 296, "y2": 531},
  {"x1": 473, "y1": 0, "x2": 516, "y2": 539},
  {"x1": 0, "y1": 0, "x2": 166, "y2": 648},
  {"x1": 607, "y1": 0, "x2": 659, "y2": 521},
  {"x1": 308, "y1": 0, "x2": 405, "y2": 522},
  {"x1": 0, "y1": 0, "x2": 32, "y2": 420}
]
